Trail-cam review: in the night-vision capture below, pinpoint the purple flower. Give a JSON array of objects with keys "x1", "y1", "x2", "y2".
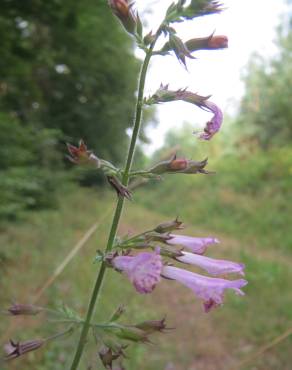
[
  {"x1": 162, "y1": 266, "x2": 247, "y2": 312},
  {"x1": 168, "y1": 234, "x2": 219, "y2": 254},
  {"x1": 112, "y1": 252, "x2": 162, "y2": 294},
  {"x1": 145, "y1": 86, "x2": 223, "y2": 140},
  {"x1": 176, "y1": 251, "x2": 245, "y2": 276},
  {"x1": 199, "y1": 101, "x2": 223, "y2": 140}
]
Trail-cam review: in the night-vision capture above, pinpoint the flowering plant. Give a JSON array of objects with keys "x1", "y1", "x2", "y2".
[{"x1": 2, "y1": 1, "x2": 247, "y2": 369}]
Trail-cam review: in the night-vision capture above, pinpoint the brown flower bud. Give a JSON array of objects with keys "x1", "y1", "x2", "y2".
[
  {"x1": 108, "y1": 0, "x2": 138, "y2": 35},
  {"x1": 4, "y1": 339, "x2": 44, "y2": 361},
  {"x1": 168, "y1": 158, "x2": 188, "y2": 171},
  {"x1": 185, "y1": 34, "x2": 228, "y2": 52},
  {"x1": 207, "y1": 35, "x2": 228, "y2": 49},
  {"x1": 149, "y1": 153, "x2": 209, "y2": 176},
  {"x1": 7, "y1": 303, "x2": 43, "y2": 316}
]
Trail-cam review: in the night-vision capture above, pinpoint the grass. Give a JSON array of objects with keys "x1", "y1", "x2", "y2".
[{"x1": 0, "y1": 179, "x2": 292, "y2": 369}]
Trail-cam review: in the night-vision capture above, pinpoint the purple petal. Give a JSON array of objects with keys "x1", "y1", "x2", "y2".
[
  {"x1": 168, "y1": 234, "x2": 219, "y2": 254},
  {"x1": 162, "y1": 265, "x2": 247, "y2": 312},
  {"x1": 199, "y1": 101, "x2": 223, "y2": 140},
  {"x1": 112, "y1": 252, "x2": 162, "y2": 294},
  {"x1": 177, "y1": 251, "x2": 245, "y2": 276}
]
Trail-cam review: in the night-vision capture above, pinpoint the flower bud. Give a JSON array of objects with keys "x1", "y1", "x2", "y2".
[
  {"x1": 185, "y1": 34, "x2": 228, "y2": 52},
  {"x1": 108, "y1": 0, "x2": 138, "y2": 35},
  {"x1": 143, "y1": 31, "x2": 155, "y2": 46},
  {"x1": 110, "y1": 305, "x2": 125, "y2": 322},
  {"x1": 168, "y1": 158, "x2": 188, "y2": 171},
  {"x1": 7, "y1": 303, "x2": 43, "y2": 316},
  {"x1": 149, "y1": 155, "x2": 209, "y2": 175},
  {"x1": 4, "y1": 339, "x2": 44, "y2": 361},
  {"x1": 154, "y1": 218, "x2": 183, "y2": 234}
]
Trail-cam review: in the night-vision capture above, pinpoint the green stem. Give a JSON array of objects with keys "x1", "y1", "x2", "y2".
[{"x1": 69, "y1": 36, "x2": 160, "y2": 370}]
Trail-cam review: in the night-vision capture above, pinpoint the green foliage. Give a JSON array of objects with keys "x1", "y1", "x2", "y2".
[
  {"x1": 137, "y1": 134, "x2": 292, "y2": 253},
  {"x1": 0, "y1": 0, "x2": 142, "y2": 220},
  {"x1": 237, "y1": 13, "x2": 292, "y2": 148},
  {"x1": 0, "y1": 0, "x2": 140, "y2": 161},
  {"x1": 0, "y1": 114, "x2": 64, "y2": 220}
]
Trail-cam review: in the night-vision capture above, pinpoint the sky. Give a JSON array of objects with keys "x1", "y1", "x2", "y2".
[{"x1": 133, "y1": 0, "x2": 288, "y2": 154}]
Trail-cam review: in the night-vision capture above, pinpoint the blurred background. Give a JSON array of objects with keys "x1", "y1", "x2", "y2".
[{"x1": 0, "y1": 0, "x2": 292, "y2": 369}]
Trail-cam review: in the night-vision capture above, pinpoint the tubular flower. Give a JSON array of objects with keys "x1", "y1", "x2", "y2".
[
  {"x1": 162, "y1": 266, "x2": 247, "y2": 312},
  {"x1": 176, "y1": 251, "x2": 245, "y2": 276},
  {"x1": 160, "y1": 34, "x2": 228, "y2": 55},
  {"x1": 198, "y1": 100, "x2": 223, "y2": 140},
  {"x1": 145, "y1": 85, "x2": 223, "y2": 140},
  {"x1": 167, "y1": 234, "x2": 219, "y2": 254},
  {"x1": 185, "y1": 34, "x2": 228, "y2": 52},
  {"x1": 112, "y1": 252, "x2": 163, "y2": 293}
]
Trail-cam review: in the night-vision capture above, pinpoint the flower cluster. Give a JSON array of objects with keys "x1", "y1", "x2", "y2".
[{"x1": 108, "y1": 221, "x2": 247, "y2": 313}]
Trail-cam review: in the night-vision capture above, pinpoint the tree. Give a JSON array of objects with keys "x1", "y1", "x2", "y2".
[
  {"x1": 0, "y1": 0, "x2": 140, "y2": 162},
  {"x1": 237, "y1": 7, "x2": 292, "y2": 148}
]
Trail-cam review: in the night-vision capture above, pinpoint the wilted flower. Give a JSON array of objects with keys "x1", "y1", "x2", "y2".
[
  {"x1": 176, "y1": 251, "x2": 245, "y2": 276},
  {"x1": 112, "y1": 252, "x2": 162, "y2": 293},
  {"x1": 108, "y1": 0, "x2": 139, "y2": 35},
  {"x1": 4, "y1": 339, "x2": 44, "y2": 361},
  {"x1": 66, "y1": 139, "x2": 100, "y2": 167},
  {"x1": 167, "y1": 234, "x2": 219, "y2": 254},
  {"x1": 162, "y1": 265, "x2": 247, "y2": 312}
]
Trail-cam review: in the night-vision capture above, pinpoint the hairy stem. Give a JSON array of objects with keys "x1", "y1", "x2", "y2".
[{"x1": 69, "y1": 37, "x2": 159, "y2": 369}]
